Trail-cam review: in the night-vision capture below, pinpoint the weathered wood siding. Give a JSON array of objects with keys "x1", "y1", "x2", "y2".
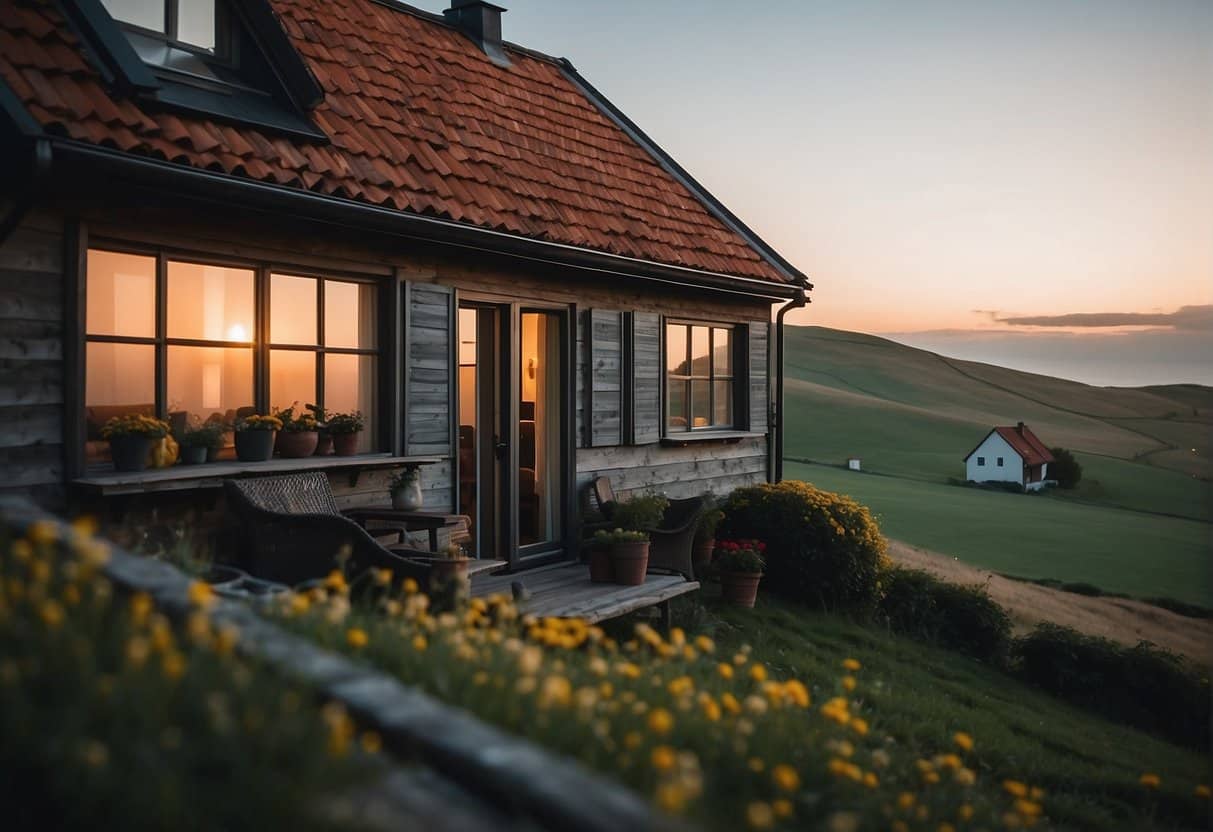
[
  {"x1": 575, "y1": 310, "x2": 586, "y2": 447},
  {"x1": 630, "y1": 312, "x2": 661, "y2": 445},
  {"x1": 587, "y1": 309, "x2": 623, "y2": 447},
  {"x1": 0, "y1": 213, "x2": 65, "y2": 507},
  {"x1": 577, "y1": 438, "x2": 769, "y2": 501},
  {"x1": 749, "y1": 322, "x2": 770, "y2": 432},
  {"x1": 405, "y1": 284, "x2": 454, "y2": 460}
]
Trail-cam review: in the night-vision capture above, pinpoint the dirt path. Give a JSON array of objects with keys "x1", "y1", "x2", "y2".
[{"x1": 886, "y1": 539, "x2": 1213, "y2": 665}]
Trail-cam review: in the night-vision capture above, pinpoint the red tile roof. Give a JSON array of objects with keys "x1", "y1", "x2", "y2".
[
  {"x1": 0, "y1": 0, "x2": 796, "y2": 284},
  {"x1": 992, "y1": 425, "x2": 1054, "y2": 467}
]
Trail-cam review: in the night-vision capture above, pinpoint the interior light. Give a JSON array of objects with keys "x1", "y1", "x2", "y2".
[{"x1": 227, "y1": 323, "x2": 248, "y2": 342}]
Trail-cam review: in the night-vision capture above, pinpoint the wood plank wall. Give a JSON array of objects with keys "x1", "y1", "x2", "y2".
[
  {"x1": 0, "y1": 212, "x2": 66, "y2": 507},
  {"x1": 576, "y1": 438, "x2": 769, "y2": 501}
]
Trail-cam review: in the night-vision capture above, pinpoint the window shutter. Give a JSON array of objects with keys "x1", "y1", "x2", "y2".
[
  {"x1": 404, "y1": 283, "x2": 454, "y2": 457},
  {"x1": 587, "y1": 309, "x2": 623, "y2": 447},
  {"x1": 631, "y1": 312, "x2": 661, "y2": 444},
  {"x1": 749, "y1": 322, "x2": 769, "y2": 432}
]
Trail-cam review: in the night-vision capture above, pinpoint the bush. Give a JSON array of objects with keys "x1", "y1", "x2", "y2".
[
  {"x1": 610, "y1": 493, "x2": 669, "y2": 531},
  {"x1": 1049, "y1": 447, "x2": 1082, "y2": 489},
  {"x1": 1012, "y1": 624, "x2": 1210, "y2": 749},
  {"x1": 878, "y1": 568, "x2": 1012, "y2": 662},
  {"x1": 717, "y1": 481, "x2": 887, "y2": 613}
]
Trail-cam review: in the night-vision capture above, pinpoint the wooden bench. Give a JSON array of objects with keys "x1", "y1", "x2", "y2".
[{"x1": 471, "y1": 562, "x2": 699, "y2": 627}]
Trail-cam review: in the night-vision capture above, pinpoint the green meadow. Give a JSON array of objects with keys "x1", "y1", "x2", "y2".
[{"x1": 780, "y1": 326, "x2": 1212, "y2": 603}]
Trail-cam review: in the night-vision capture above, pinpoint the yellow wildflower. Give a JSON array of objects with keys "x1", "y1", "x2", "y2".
[
  {"x1": 651, "y1": 745, "x2": 677, "y2": 771},
  {"x1": 772, "y1": 764, "x2": 800, "y2": 793},
  {"x1": 1003, "y1": 779, "x2": 1028, "y2": 798},
  {"x1": 721, "y1": 692, "x2": 741, "y2": 715},
  {"x1": 412, "y1": 634, "x2": 428, "y2": 651},
  {"x1": 842, "y1": 658, "x2": 861, "y2": 671},
  {"x1": 27, "y1": 520, "x2": 57, "y2": 546},
  {"x1": 862, "y1": 771, "x2": 878, "y2": 789},
  {"x1": 746, "y1": 801, "x2": 775, "y2": 830},
  {"x1": 130, "y1": 592, "x2": 154, "y2": 624},
  {"x1": 953, "y1": 731, "x2": 974, "y2": 752},
  {"x1": 214, "y1": 625, "x2": 239, "y2": 657},
  {"x1": 850, "y1": 717, "x2": 869, "y2": 736},
  {"x1": 346, "y1": 628, "x2": 369, "y2": 648},
  {"x1": 827, "y1": 812, "x2": 860, "y2": 832},
  {"x1": 538, "y1": 675, "x2": 572, "y2": 708},
  {"x1": 954, "y1": 768, "x2": 976, "y2": 786},
  {"x1": 772, "y1": 799, "x2": 793, "y2": 819},
  {"x1": 373, "y1": 568, "x2": 392, "y2": 586},
  {"x1": 323, "y1": 570, "x2": 348, "y2": 593},
  {"x1": 1014, "y1": 799, "x2": 1042, "y2": 818},
  {"x1": 39, "y1": 600, "x2": 64, "y2": 629},
  {"x1": 161, "y1": 651, "x2": 187, "y2": 680},
  {"x1": 717, "y1": 662, "x2": 734, "y2": 680},
  {"x1": 748, "y1": 757, "x2": 765, "y2": 772},
  {"x1": 1139, "y1": 773, "x2": 1160, "y2": 789},
  {"x1": 1195, "y1": 784, "x2": 1211, "y2": 799},
  {"x1": 186, "y1": 580, "x2": 215, "y2": 609},
  {"x1": 655, "y1": 782, "x2": 689, "y2": 813},
  {"x1": 958, "y1": 804, "x2": 974, "y2": 821},
  {"x1": 896, "y1": 792, "x2": 916, "y2": 810},
  {"x1": 361, "y1": 731, "x2": 383, "y2": 753},
  {"x1": 749, "y1": 663, "x2": 767, "y2": 683},
  {"x1": 694, "y1": 635, "x2": 715, "y2": 653},
  {"x1": 841, "y1": 675, "x2": 856, "y2": 692},
  {"x1": 647, "y1": 707, "x2": 674, "y2": 735}
]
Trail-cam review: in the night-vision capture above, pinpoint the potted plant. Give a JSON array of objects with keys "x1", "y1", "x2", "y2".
[
  {"x1": 234, "y1": 414, "x2": 282, "y2": 462},
  {"x1": 597, "y1": 528, "x2": 650, "y2": 586},
  {"x1": 100, "y1": 414, "x2": 171, "y2": 473},
  {"x1": 306, "y1": 403, "x2": 332, "y2": 455},
  {"x1": 587, "y1": 529, "x2": 617, "y2": 583},
  {"x1": 275, "y1": 406, "x2": 319, "y2": 458},
  {"x1": 326, "y1": 411, "x2": 364, "y2": 456},
  {"x1": 389, "y1": 464, "x2": 423, "y2": 511},
  {"x1": 178, "y1": 423, "x2": 223, "y2": 465},
  {"x1": 715, "y1": 539, "x2": 766, "y2": 607},
  {"x1": 693, "y1": 499, "x2": 724, "y2": 574},
  {"x1": 610, "y1": 492, "x2": 669, "y2": 532}
]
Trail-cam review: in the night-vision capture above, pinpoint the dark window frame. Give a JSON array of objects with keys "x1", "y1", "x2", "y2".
[
  {"x1": 82, "y1": 238, "x2": 386, "y2": 469},
  {"x1": 103, "y1": 0, "x2": 233, "y2": 60},
  {"x1": 997, "y1": 456, "x2": 1004, "y2": 467},
  {"x1": 977, "y1": 456, "x2": 986, "y2": 466},
  {"x1": 663, "y1": 319, "x2": 738, "y2": 434}
]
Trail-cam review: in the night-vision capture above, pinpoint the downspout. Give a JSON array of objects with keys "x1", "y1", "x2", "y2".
[
  {"x1": 0, "y1": 138, "x2": 52, "y2": 245},
  {"x1": 773, "y1": 276, "x2": 811, "y2": 482}
]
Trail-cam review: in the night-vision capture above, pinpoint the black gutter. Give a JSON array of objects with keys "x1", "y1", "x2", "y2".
[
  {"x1": 559, "y1": 59, "x2": 810, "y2": 287},
  {"x1": 49, "y1": 139, "x2": 800, "y2": 301},
  {"x1": 773, "y1": 279, "x2": 810, "y2": 482}
]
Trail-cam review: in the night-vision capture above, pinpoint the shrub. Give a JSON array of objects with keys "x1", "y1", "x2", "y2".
[
  {"x1": 1012, "y1": 624, "x2": 1210, "y2": 749},
  {"x1": 611, "y1": 493, "x2": 669, "y2": 532},
  {"x1": 1143, "y1": 596, "x2": 1213, "y2": 620},
  {"x1": 717, "y1": 481, "x2": 887, "y2": 613},
  {"x1": 878, "y1": 568, "x2": 1012, "y2": 662},
  {"x1": 1049, "y1": 447, "x2": 1082, "y2": 489}
]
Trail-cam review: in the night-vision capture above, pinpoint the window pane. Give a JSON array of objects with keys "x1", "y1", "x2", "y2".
[
  {"x1": 101, "y1": 0, "x2": 166, "y2": 33},
  {"x1": 667, "y1": 379, "x2": 687, "y2": 432},
  {"x1": 177, "y1": 0, "x2": 216, "y2": 50},
  {"x1": 690, "y1": 326, "x2": 710, "y2": 376},
  {"x1": 270, "y1": 274, "x2": 317, "y2": 345},
  {"x1": 269, "y1": 350, "x2": 315, "y2": 414},
  {"x1": 713, "y1": 328, "x2": 732, "y2": 376},
  {"x1": 167, "y1": 346, "x2": 252, "y2": 457},
  {"x1": 690, "y1": 379, "x2": 710, "y2": 428},
  {"x1": 86, "y1": 250, "x2": 156, "y2": 337},
  {"x1": 85, "y1": 342, "x2": 155, "y2": 464},
  {"x1": 324, "y1": 281, "x2": 376, "y2": 349},
  {"x1": 666, "y1": 324, "x2": 687, "y2": 375},
  {"x1": 325, "y1": 353, "x2": 376, "y2": 453},
  {"x1": 713, "y1": 380, "x2": 733, "y2": 427},
  {"x1": 167, "y1": 261, "x2": 254, "y2": 342}
]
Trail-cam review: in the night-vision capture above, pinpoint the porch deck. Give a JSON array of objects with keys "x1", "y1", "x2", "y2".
[{"x1": 471, "y1": 563, "x2": 699, "y2": 624}]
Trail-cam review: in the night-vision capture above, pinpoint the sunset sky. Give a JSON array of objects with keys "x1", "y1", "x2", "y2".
[{"x1": 411, "y1": 0, "x2": 1212, "y2": 385}]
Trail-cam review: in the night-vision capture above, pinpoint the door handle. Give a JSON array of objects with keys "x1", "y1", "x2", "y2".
[{"x1": 493, "y1": 437, "x2": 508, "y2": 459}]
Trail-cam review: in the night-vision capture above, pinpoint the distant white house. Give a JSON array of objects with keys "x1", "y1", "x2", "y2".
[
  {"x1": 847, "y1": 457, "x2": 862, "y2": 471},
  {"x1": 963, "y1": 422, "x2": 1055, "y2": 491}
]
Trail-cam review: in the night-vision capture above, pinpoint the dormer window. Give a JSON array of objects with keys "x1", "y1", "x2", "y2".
[{"x1": 102, "y1": 0, "x2": 225, "y2": 54}]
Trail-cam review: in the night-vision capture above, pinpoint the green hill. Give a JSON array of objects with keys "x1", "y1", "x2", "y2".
[{"x1": 781, "y1": 326, "x2": 1212, "y2": 604}]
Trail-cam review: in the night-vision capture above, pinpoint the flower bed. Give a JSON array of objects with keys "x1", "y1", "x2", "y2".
[
  {"x1": 276, "y1": 571, "x2": 1063, "y2": 830},
  {"x1": 0, "y1": 519, "x2": 371, "y2": 828}
]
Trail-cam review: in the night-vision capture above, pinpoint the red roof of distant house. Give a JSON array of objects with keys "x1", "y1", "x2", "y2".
[
  {"x1": 0, "y1": 0, "x2": 797, "y2": 285},
  {"x1": 964, "y1": 424, "x2": 1055, "y2": 466}
]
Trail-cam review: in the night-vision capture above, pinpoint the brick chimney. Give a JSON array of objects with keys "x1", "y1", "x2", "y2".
[
  {"x1": 1016, "y1": 421, "x2": 1025, "y2": 435},
  {"x1": 445, "y1": 0, "x2": 511, "y2": 67}
]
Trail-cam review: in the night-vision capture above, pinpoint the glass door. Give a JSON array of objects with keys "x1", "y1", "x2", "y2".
[
  {"x1": 457, "y1": 305, "x2": 501, "y2": 558},
  {"x1": 518, "y1": 311, "x2": 564, "y2": 553}
]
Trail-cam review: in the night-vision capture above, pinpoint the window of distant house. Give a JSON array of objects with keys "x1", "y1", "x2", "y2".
[
  {"x1": 665, "y1": 322, "x2": 734, "y2": 432},
  {"x1": 997, "y1": 457, "x2": 1004, "y2": 467},
  {"x1": 977, "y1": 457, "x2": 985, "y2": 466},
  {"x1": 83, "y1": 247, "x2": 379, "y2": 466}
]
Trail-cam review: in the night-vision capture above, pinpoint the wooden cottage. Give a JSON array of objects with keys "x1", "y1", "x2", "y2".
[{"x1": 0, "y1": 0, "x2": 809, "y2": 572}]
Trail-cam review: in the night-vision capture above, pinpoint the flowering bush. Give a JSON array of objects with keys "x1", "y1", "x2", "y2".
[
  {"x1": 275, "y1": 405, "x2": 320, "y2": 433},
  {"x1": 100, "y1": 414, "x2": 170, "y2": 439},
  {"x1": 714, "y1": 540, "x2": 766, "y2": 574},
  {"x1": 593, "y1": 528, "x2": 650, "y2": 545},
  {"x1": 325, "y1": 411, "x2": 364, "y2": 435},
  {"x1": 0, "y1": 519, "x2": 368, "y2": 828},
  {"x1": 718, "y1": 481, "x2": 888, "y2": 613},
  {"x1": 236, "y1": 414, "x2": 283, "y2": 432},
  {"x1": 273, "y1": 569, "x2": 1076, "y2": 831}
]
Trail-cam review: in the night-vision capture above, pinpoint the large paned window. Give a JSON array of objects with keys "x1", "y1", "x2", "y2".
[
  {"x1": 665, "y1": 322, "x2": 734, "y2": 432},
  {"x1": 83, "y1": 246, "x2": 379, "y2": 465},
  {"x1": 102, "y1": 0, "x2": 227, "y2": 55}
]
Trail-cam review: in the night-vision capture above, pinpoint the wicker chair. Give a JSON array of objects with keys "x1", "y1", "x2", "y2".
[
  {"x1": 585, "y1": 476, "x2": 706, "y2": 581},
  {"x1": 224, "y1": 472, "x2": 429, "y2": 586}
]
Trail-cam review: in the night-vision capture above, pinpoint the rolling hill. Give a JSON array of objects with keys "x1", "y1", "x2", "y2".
[{"x1": 781, "y1": 326, "x2": 1212, "y2": 604}]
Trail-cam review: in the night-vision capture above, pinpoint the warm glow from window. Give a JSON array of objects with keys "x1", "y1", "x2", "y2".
[{"x1": 227, "y1": 323, "x2": 248, "y2": 342}]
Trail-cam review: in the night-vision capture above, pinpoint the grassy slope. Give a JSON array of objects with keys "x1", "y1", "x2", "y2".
[
  {"x1": 784, "y1": 461, "x2": 1213, "y2": 605},
  {"x1": 699, "y1": 594, "x2": 1211, "y2": 832}
]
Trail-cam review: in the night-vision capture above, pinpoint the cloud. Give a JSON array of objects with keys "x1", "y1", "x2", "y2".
[{"x1": 992, "y1": 304, "x2": 1213, "y2": 331}]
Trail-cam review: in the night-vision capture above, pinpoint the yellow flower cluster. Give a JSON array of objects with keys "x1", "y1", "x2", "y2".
[
  {"x1": 100, "y1": 414, "x2": 171, "y2": 439},
  {"x1": 238, "y1": 414, "x2": 283, "y2": 431}
]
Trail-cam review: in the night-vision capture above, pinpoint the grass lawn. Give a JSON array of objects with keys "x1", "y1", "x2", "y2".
[
  {"x1": 698, "y1": 593, "x2": 1211, "y2": 831},
  {"x1": 783, "y1": 461, "x2": 1213, "y2": 606}
]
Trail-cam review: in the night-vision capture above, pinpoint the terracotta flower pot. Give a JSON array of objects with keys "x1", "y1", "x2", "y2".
[
  {"x1": 314, "y1": 432, "x2": 333, "y2": 456},
  {"x1": 611, "y1": 541, "x2": 649, "y2": 586},
  {"x1": 588, "y1": 546, "x2": 615, "y2": 583},
  {"x1": 109, "y1": 434, "x2": 153, "y2": 472},
  {"x1": 332, "y1": 432, "x2": 361, "y2": 456},
  {"x1": 235, "y1": 429, "x2": 276, "y2": 462},
  {"x1": 692, "y1": 537, "x2": 716, "y2": 575},
  {"x1": 277, "y1": 430, "x2": 319, "y2": 458},
  {"x1": 720, "y1": 571, "x2": 763, "y2": 607}
]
